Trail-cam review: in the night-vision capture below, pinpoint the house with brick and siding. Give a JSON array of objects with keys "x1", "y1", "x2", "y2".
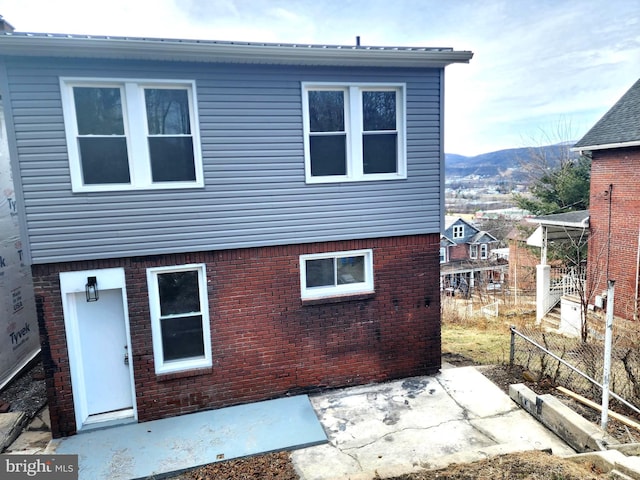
[
  {"x1": 0, "y1": 32, "x2": 472, "y2": 437},
  {"x1": 440, "y1": 216, "x2": 506, "y2": 295},
  {"x1": 574, "y1": 78, "x2": 640, "y2": 322}
]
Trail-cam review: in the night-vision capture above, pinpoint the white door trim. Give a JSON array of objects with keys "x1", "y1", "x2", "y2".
[{"x1": 60, "y1": 267, "x2": 137, "y2": 430}]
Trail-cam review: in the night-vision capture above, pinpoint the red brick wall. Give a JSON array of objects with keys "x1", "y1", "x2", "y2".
[
  {"x1": 508, "y1": 239, "x2": 539, "y2": 293},
  {"x1": 32, "y1": 234, "x2": 441, "y2": 437},
  {"x1": 448, "y1": 243, "x2": 469, "y2": 261},
  {"x1": 588, "y1": 147, "x2": 640, "y2": 320}
]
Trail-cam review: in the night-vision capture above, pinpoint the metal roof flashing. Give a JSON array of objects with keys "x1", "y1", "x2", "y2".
[{"x1": 0, "y1": 32, "x2": 473, "y2": 67}]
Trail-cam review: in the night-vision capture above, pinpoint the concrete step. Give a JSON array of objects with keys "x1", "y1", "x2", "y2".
[
  {"x1": 3, "y1": 406, "x2": 51, "y2": 454},
  {"x1": 0, "y1": 412, "x2": 27, "y2": 452}
]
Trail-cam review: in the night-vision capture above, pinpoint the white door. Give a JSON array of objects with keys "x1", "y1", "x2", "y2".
[
  {"x1": 74, "y1": 289, "x2": 132, "y2": 416},
  {"x1": 60, "y1": 268, "x2": 136, "y2": 429}
]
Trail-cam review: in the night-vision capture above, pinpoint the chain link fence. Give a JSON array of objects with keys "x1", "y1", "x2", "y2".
[
  {"x1": 510, "y1": 310, "x2": 640, "y2": 416},
  {"x1": 441, "y1": 285, "x2": 640, "y2": 417}
]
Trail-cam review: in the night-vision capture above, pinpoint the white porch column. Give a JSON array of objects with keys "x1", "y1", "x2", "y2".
[{"x1": 536, "y1": 264, "x2": 551, "y2": 322}]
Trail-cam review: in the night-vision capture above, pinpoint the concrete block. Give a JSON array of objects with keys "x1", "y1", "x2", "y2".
[
  {"x1": 614, "y1": 454, "x2": 640, "y2": 480},
  {"x1": 509, "y1": 383, "x2": 617, "y2": 453},
  {"x1": 565, "y1": 450, "x2": 626, "y2": 473},
  {"x1": 0, "y1": 412, "x2": 26, "y2": 452}
]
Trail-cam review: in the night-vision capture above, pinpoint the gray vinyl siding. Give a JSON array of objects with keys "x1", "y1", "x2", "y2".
[{"x1": 3, "y1": 57, "x2": 443, "y2": 264}]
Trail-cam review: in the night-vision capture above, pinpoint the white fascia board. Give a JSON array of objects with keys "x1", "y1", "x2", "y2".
[
  {"x1": 571, "y1": 140, "x2": 640, "y2": 152},
  {"x1": 0, "y1": 35, "x2": 473, "y2": 68}
]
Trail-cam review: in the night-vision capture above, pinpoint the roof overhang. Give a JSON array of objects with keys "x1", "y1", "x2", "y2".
[
  {"x1": 526, "y1": 210, "x2": 589, "y2": 247},
  {"x1": 571, "y1": 140, "x2": 640, "y2": 152},
  {"x1": 0, "y1": 33, "x2": 474, "y2": 68}
]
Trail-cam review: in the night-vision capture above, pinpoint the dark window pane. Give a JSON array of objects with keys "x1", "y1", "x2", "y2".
[
  {"x1": 73, "y1": 87, "x2": 124, "y2": 135},
  {"x1": 310, "y1": 135, "x2": 346, "y2": 176},
  {"x1": 161, "y1": 315, "x2": 204, "y2": 361},
  {"x1": 149, "y1": 137, "x2": 196, "y2": 182},
  {"x1": 337, "y1": 256, "x2": 365, "y2": 284},
  {"x1": 309, "y1": 91, "x2": 344, "y2": 132},
  {"x1": 158, "y1": 271, "x2": 200, "y2": 316},
  {"x1": 363, "y1": 134, "x2": 397, "y2": 174},
  {"x1": 363, "y1": 91, "x2": 396, "y2": 131},
  {"x1": 145, "y1": 89, "x2": 191, "y2": 135},
  {"x1": 78, "y1": 137, "x2": 130, "y2": 184},
  {"x1": 306, "y1": 258, "x2": 335, "y2": 288}
]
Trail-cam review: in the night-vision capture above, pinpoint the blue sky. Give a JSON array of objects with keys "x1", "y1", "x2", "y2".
[{"x1": 0, "y1": 0, "x2": 638, "y2": 156}]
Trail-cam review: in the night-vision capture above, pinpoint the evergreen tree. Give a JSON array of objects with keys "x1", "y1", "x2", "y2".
[{"x1": 514, "y1": 154, "x2": 591, "y2": 215}]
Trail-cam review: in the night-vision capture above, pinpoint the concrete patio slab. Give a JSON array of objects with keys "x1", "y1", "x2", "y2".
[
  {"x1": 48, "y1": 395, "x2": 326, "y2": 480},
  {"x1": 291, "y1": 366, "x2": 575, "y2": 480}
]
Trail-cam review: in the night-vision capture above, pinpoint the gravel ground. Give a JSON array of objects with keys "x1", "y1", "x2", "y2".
[{"x1": 0, "y1": 357, "x2": 46, "y2": 418}]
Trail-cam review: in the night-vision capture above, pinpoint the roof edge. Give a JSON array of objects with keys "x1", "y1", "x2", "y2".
[
  {"x1": 572, "y1": 140, "x2": 640, "y2": 152},
  {"x1": 0, "y1": 33, "x2": 474, "y2": 67}
]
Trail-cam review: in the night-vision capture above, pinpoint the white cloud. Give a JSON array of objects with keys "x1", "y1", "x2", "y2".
[{"x1": 0, "y1": 0, "x2": 638, "y2": 155}]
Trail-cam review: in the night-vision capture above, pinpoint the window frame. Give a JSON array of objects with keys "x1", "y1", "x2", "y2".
[
  {"x1": 147, "y1": 263, "x2": 211, "y2": 374},
  {"x1": 480, "y1": 243, "x2": 488, "y2": 259},
  {"x1": 300, "y1": 249, "x2": 374, "y2": 300},
  {"x1": 452, "y1": 225, "x2": 464, "y2": 238},
  {"x1": 301, "y1": 82, "x2": 406, "y2": 184},
  {"x1": 60, "y1": 77, "x2": 203, "y2": 193},
  {"x1": 440, "y1": 246, "x2": 448, "y2": 264},
  {"x1": 470, "y1": 244, "x2": 478, "y2": 259}
]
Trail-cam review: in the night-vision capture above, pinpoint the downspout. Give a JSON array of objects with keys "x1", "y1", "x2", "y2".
[
  {"x1": 606, "y1": 184, "x2": 613, "y2": 280},
  {"x1": 635, "y1": 226, "x2": 640, "y2": 321}
]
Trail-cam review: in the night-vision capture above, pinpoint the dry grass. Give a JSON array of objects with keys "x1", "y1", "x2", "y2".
[
  {"x1": 440, "y1": 295, "x2": 536, "y2": 365},
  {"x1": 441, "y1": 323, "x2": 510, "y2": 365}
]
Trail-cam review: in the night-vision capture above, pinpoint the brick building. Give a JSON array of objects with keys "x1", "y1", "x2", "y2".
[
  {"x1": 0, "y1": 33, "x2": 471, "y2": 436},
  {"x1": 574, "y1": 78, "x2": 640, "y2": 321}
]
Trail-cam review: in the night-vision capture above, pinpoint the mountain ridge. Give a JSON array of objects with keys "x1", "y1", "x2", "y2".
[{"x1": 445, "y1": 143, "x2": 578, "y2": 181}]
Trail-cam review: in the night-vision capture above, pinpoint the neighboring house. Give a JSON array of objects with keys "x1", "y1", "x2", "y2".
[
  {"x1": 0, "y1": 33, "x2": 472, "y2": 437},
  {"x1": 574, "y1": 78, "x2": 640, "y2": 323},
  {"x1": 440, "y1": 216, "x2": 506, "y2": 295},
  {"x1": 506, "y1": 224, "x2": 538, "y2": 294}
]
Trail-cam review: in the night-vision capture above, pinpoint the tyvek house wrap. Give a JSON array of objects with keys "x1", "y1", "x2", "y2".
[{"x1": 0, "y1": 102, "x2": 39, "y2": 390}]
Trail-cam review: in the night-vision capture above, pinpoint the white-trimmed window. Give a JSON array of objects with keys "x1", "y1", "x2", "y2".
[
  {"x1": 440, "y1": 247, "x2": 448, "y2": 264},
  {"x1": 452, "y1": 225, "x2": 464, "y2": 238},
  {"x1": 300, "y1": 249, "x2": 374, "y2": 299},
  {"x1": 302, "y1": 83, "x2": 406, "y2": 183},
  {"x1": 480, "y1": 243, "x2": 488, "y2": 259},
  {"x1": 60, "y1": 78, "x2": 203, "y2": 192},
  {"x1": 470, "y1": 244, "x2": 478, "y2": 259},
  {"x1": 147, "y1": 264, "x2": 211, "y2": 374}
]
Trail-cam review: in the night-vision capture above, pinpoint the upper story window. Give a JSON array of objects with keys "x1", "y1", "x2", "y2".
[
  {"x1": 480, "y1": 243, "x2": 488, "y2": 259},
  {"x1": 302, "y1": 83, "x2": 406, "y2": 183},
  {"x1": 440, "y1": 247, "x2": 448, "y2": 264},
  {"x1": 470, "y1": 244, "x2": 478, "y2": 259},
  {"x1": 300, "y1": 249, "x2": 374, "y2": 300},
  {"x1": 452, "y1": 225, "x2": 464, "y2": 238},
  {"x1": 60, "y1": 78, "x2": 203, "y2": 192}
]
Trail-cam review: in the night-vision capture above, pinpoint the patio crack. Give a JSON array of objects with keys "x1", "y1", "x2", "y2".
[{"x1": 340, "y1": 420, "x2": 464, "y2": 453}]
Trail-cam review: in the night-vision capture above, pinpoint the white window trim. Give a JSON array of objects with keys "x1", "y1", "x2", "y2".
[
  {"x1": 147, "y1": 263, "x2": 211, "y2": 374},
  {"x1": 470, "y1": 244, "x2": 478, "y2": 259},
  {"x1": 452, "y1": 225, "x2": 464, "y2": 238},
  {"x1": 301, "y1": 82, "x2": 406, "y2": 184},
  {"x1": 480, "y1": 243, "x2": 488, "y2": 259},
  {"x1": 440, "y1": 247, "x2": 448, "y2": 264},
  {"x1": 300, "y1": 249, "x2": 374, "y2": 300},
  {"x1": 60, "y1": 77, "x2": 204, "y2": 193}
]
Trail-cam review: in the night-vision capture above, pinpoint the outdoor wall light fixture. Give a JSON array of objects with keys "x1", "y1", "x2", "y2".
[{"x1": 85, "y1": 276, "x2": 99, "y2": 302}]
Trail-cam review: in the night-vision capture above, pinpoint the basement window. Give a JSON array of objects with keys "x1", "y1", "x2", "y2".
[{"x1": 300, "y1": 249, "x2": 374, "y2": 300}]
